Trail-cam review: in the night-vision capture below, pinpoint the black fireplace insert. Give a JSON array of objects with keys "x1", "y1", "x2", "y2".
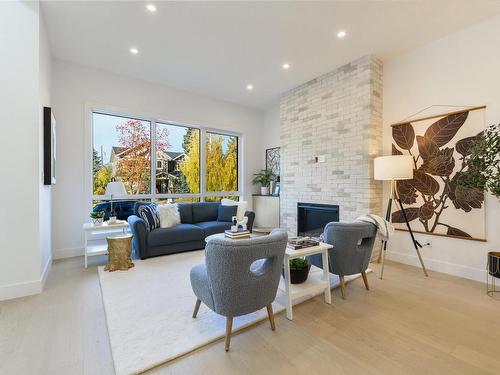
[{"x1": 297, "y1": 202, "x2": 339, "y2": 237}]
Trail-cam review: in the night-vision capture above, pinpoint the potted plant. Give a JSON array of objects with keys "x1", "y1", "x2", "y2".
[
  {"x1": 252, "y1": 169, "x2": 275, "y2": 195},
  {"x1": 457, "y1": 123, "x2": 500, "y2": 293},
  {"x1": 90, "y1": 210, "x2": 105, "y2": 226},
  {"x1": 282, "y1": 258, "x2": 311, "y2": 284},
  {"x1": 457, "y1": 123, "x2": 500, "y2": 200}
]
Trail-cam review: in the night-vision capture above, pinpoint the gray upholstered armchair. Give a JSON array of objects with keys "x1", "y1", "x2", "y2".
[
  {"x1": 308, "y1": 222, "x2": 377, "y2": 299},
  {"x1": 190, "y1": 229, "x2": 288, "y2": 351}
]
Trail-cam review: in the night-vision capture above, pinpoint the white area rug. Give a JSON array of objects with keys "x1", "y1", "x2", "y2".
[{"x1": 99, "y1": 250, "x2": 368, "y2": 375}]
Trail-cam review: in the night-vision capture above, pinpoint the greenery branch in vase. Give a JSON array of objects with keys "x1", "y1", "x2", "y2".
[
  {"x1": 252, "y1": 169, "x2": 275, "y2": 195},
  {"x1": 457, "y1": 123, "x2": 500, "y2": 200}
]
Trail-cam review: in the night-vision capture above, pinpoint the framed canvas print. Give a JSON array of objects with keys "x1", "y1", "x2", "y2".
[
  {"x1": 391, "y1": 106, "x2": 486, "y2": 241},
  {"x1": 43, "y1": 106, "x2": 56, "y2": 185}
]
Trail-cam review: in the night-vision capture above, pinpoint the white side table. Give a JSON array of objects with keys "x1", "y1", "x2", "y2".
[
  {"x1": 83, "y1": 221, "x2": 129, "y2": 268},
  {"x1": 280, "y1": 242, "x2": 333, "y2": 320}
]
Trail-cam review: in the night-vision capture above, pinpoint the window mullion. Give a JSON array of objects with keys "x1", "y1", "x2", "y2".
[
  {"x1": 151, "y1": 120, "x2": 157, "y2": 197},
  {"x1": 200, "y1": 128, "x2": 206, "y2": 202}
]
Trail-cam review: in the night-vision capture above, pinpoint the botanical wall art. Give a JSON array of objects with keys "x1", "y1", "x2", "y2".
[{"x1": 391, "y1": 107, "x2": 486, "y2": 241}]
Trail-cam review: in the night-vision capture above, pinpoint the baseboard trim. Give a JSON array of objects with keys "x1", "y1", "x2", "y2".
[
  {"x1": 0, "y1": 261, "x2": 51, "y2": 302},
  {"x1": 41, "y1": 255, "x2": 52, "y2": 290},
  {"x1": 53, "y1": 246, "x2": 84, "y2": 259},
  {"x1": 386, "y1": 250, "x2": 486, "y2": 283}
]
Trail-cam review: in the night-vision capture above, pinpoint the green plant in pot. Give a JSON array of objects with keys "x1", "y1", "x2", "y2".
[
  {"x1": 90, "y1": 210, "x2": 105, "y2": 226},
  {"x1": 457, "y1": 123, "x2": 500, "y2": 291},
  {"x1": 457, "y1": 123, "x2": 500, "y2": 200},
  {"x1": 282, "y1": 258, "x2": 311, "y2": 284},
  {"x1": 252, "y1": 169, "x2": 275, "y2": 195}
]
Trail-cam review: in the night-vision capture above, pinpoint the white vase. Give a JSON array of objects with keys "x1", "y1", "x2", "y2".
[
  {"x1": 261, "y1": 186, "x2": 270, "y2": 195},
  {"x1": 92, "y1": 217, "x2": 103, "y2": 226}
]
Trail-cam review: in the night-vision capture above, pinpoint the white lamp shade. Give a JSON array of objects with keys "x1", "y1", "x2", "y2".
[
  {"x1": 374, "y1": 155, "x2": 414, "y2": 180},
  {"x1": 105, "y1": 181, "x2": 127, "y2": 196}
]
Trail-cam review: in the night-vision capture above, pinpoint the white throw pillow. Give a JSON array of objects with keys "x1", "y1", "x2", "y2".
[
  {"x1": 221, "y1": 198, "x2": 247, "y2": 222},
  {"x1": 157, "y1": 204, "x2": 181, "y2": 228}
]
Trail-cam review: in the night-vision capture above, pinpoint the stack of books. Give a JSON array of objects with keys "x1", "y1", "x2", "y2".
[
  {"x1": 287, "y1": 236, "x2": 319, "y2": 250},
  {"x1": 225, "y1": 229, "x2": 250, "y2": 239}
]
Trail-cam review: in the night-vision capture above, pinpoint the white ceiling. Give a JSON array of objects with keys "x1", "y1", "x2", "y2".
[{"x1": 42, "y1": 1, "x2": 500, "y2": 109}]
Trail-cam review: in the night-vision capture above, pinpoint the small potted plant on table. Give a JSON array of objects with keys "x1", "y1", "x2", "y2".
[
  {"x1": 90, "y1": 210, "x2": 105, "y2": 226},
  {"x1": 283, "y1": 258, "x2": 311, "y2": 284},
  {"x1": 252, "y1": 169, "x2": 275, "y2": 195}
]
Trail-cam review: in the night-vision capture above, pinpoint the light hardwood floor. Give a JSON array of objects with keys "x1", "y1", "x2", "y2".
[{"x1": 1, "y1": 255, "x2": 499, "y2": 375}]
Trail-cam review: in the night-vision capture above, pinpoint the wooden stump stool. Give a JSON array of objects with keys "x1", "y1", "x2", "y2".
[{"x1": 105, "y1": 234, "x2": 134, "y2": 272}]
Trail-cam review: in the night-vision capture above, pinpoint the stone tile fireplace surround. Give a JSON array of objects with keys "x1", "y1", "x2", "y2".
[{"x1": 280, "y1": 55, "x2": 383, "y2": 235}]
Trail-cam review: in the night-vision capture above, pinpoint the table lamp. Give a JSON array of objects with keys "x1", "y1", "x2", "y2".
[
  {"x1": 105, "y1": 181, "x2": 127, "y2": 223},
  {"x1": 374, "y1": 155, "x2": 428, "y2": 279}
]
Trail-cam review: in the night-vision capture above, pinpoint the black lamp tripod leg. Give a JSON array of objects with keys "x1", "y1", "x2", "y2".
[{"x1": 396, "y1": 198, "x2": 429, "y2": 277}]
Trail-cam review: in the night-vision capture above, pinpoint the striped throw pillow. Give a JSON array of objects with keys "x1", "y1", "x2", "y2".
[{"x1": 137, "y1": 204, "x2": 160, "y2": 232}]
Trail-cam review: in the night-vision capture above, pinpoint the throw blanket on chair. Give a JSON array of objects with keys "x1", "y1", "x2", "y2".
[{"x1": 355, "y1": 214, "x2": 394, "y2": 240}]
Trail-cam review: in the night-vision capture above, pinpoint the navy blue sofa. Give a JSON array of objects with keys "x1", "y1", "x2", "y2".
[{"x1": 127, "y1": 202, "x2": 255, "y2": 259}]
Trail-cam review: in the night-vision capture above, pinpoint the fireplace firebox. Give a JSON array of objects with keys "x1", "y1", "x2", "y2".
[{"x1": 297, "y1": 202, "x2": 339, "y2": 237}]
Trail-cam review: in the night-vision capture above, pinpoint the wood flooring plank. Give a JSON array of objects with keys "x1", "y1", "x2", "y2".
[{"x1": 1, "y1": 257, "x2": 499, "y2": 375}]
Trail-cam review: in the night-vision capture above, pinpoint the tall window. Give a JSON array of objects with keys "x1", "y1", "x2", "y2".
[
  {"x1": 155, "y1": 123, "x2": 200, "y2": 195},
  {"x1": 92, "y1": 112, "x2": 151, "y2": 195},
  {"x1": 205, "y1": 132, "x2": 238, "y2": 198},
  {"x1": 91, "y1": 111, "x2": 240, "y2": 202}
]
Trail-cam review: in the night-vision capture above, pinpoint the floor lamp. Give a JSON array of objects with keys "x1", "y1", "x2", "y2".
[{"x1": 374, "y1": 155, "x2": 428, "y2": 279}]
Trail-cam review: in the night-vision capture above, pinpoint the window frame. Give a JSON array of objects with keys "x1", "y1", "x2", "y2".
[{"x1": 88, "y1": 107, "x2": 242, "y2": 204}]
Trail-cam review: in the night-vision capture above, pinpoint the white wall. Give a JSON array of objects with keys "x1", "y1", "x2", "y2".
[
  {"x1": 0, "y1": 1, "x2": 49, "y2": 300},
  {"x1": 383, "y1": 15, "x2": 500, "y2": 282},
  {"x1": 39, "y1": 7, "x2": 53, "y2": 286},
  {"x1": 51, "y1": 61, "x2": 264, "y2": 258},
  {"x1": 258, "y1": 103, "x2": 281, "y2": 177},
  {"x1": 263, "y1": 103, "x2": 281, "y2": 151}
]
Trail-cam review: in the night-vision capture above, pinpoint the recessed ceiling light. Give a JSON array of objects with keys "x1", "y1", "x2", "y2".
[
  {"x1": 282, "y1": 63, "x2": 290, "y2": 70},
  {"x1": 129, "y1": 47, "x2": 139, "y2": 55},
  {"x1": 246, "y1": 84, "x2": 253, "y2": 91},
  {"x1": 337, "y1": 30, "x2": 346, "y2": 38},
  {"x1": 146, "y1": 4, "x2": 157, "y2": 12}
]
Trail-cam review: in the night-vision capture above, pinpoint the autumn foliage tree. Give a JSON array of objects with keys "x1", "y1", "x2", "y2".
[
  {"x1": 92, "y1": 149, "x2": 111, "y2": 195},
  {"x1": 93, "y1": 165, "x2": 112, "y2": 195},
  {"x1": 179, "y1": 129, "x2": 200, "y2": 193},
  {"x1": 222, "y1": 137, "x2": 238, "y2": 191},
  {"x1": 115, "y1": 120, "x2": 169, "y2": 194},
  {"x1": 179, "y1": 132, "x2": 238, "y2": 198}
]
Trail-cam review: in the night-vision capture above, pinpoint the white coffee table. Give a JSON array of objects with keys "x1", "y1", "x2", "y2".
[
  {"x1": 83, "y1": 221, "x2": 129, "y2": 268},
  {"x1": 280, "y1": 242, "x2": 333, "y2": 320}
]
